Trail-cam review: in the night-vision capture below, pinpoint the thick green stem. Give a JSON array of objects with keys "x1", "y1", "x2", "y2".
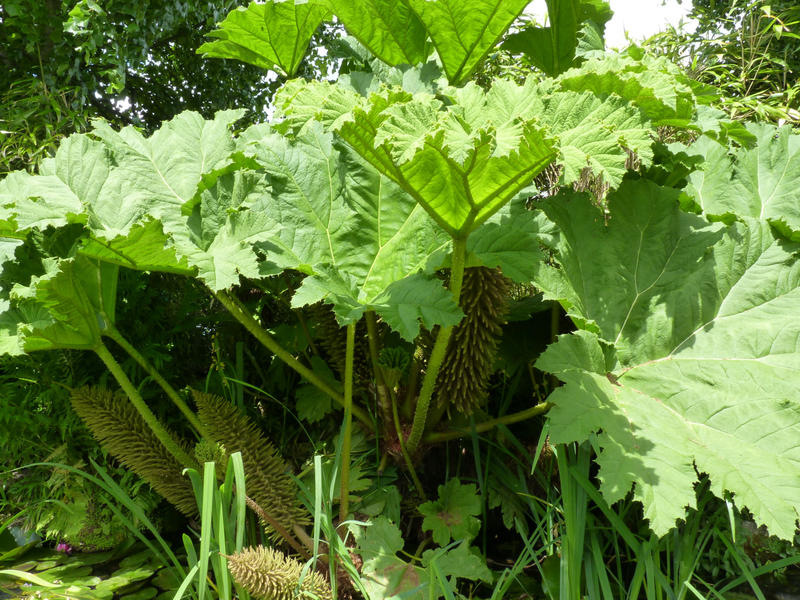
[
  {"x1": 401, "y1": 355, "x2": 421, "y2": 420},
  {"x1": 94, "y1": 341, "x2": 195, "y2": 468},
  {"x1": 406, "y1": 236, "x2": 468, "y2": 454},
  {"x1": 365, "y1": 311, "x2": 393, "y2": 423},
  {"x1": 105, "y1": 326, "x2": 209, "y2": 440},
  {"x1": 391, "y1": 393, "x2": 427, "y2": 500},
  {"x1": 339, "y1": 323, "x2": 355, "y2": 523},
  {"x1": 213, "y1": 289, "x2": 371, "y2": 428},
  {"x1": 364, "y1": 312, "x2": 425, "y2": 496},
  {"x1": 423, "y1": 402, "x2": 552, "y2": 444}
]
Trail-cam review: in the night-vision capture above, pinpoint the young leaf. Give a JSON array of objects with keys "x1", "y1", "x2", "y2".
[
  {"x1": 326, "y1": 0, "x2": 430, "y2": 67},
  {"x1": 197, "y1": 1, "x2": 331, "y2": 77},
  {"x1": 406, "y1": 0, "x2": 530, "y2": 85},
  {"x1": 535, "y1": 180, "x2": 800, "y2": 539},
  {"x1": 421, "y1": 542, "x2": 493, "y2": 584},
  {"x1": 277, "y1": 79, "x2": 560, "y2": 236},
  {"x1": 295, "y1": 384, "x2": 334, "y2": 423},
  {"x1": 355, "y1": 517, "x2": 425, "y2": 600},
  {"x1": 418, "y1": 478, "x2": 481, "y2": 545}
]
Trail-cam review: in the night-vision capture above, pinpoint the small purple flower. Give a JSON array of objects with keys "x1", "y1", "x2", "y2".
[{"x1": 55, "y1": 542, "x2": 73, "y2": 554}]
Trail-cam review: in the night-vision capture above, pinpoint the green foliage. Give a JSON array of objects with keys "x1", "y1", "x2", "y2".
[
  {"x1": 643, "y1": 0, "x2": 800, "y2": 124},
  {"x1": 0, "y1": 78, "x2": 90, "y2": 175},
  {"x1": 182, "y1": 454, "x2": 251, "y2": 600},
  {"x1": 681, "y1": 122, "x2": 800, "y2": 240},
  {"x1": 197, "y1": 1, "x2": 332, "y2": 77},
  {"x1": 404, "y1": 0, "x2": 530, "y2": 85},
  {"x1": 535, "y1": 179, "x2": 800, "y2": 539},
  {"x1": 3, "y1": 1, "x2": 800, "y2": 597},
  {"x1": 354, "y1": 515, "x2": 491, "y2": 600},
  {"x1": 324, "y1": 0, "x2": 430, "y2": 67},
  {"x1": 419, "y1": 478, "x2": 481, "y2": 546},
  {"x1": 277, "y1": 76, "x2": 653, "y2": 236},
  {"x1": 503, "y1": 0, "x2": 613, "y2": 76}
]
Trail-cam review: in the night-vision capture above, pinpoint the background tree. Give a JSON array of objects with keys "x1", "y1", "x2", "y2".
[
  {"x1": 644, "y1": 0, "x2": 800, "y2": 123},
  {"x1": 0, "y1": 0, "x2": 342, "y2": 173}
]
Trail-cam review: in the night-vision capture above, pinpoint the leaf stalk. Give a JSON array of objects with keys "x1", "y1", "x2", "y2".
[
  {"x1": 423, "y1": 402, "x2": 552, "y2": 444},
  {"x1": 406, "y1": 236, "x2": 468, "y2": 454},
  {"x1": 213, "y1": 289, "x2": 371, "y2": 427},
  {"x1": 93, "y1": 341, "x2": 196, "y2": 468},
  {"x1": 105, "y1": 325, "x2": 210, "y2": 440},
  {"x1": 339, "y1": 322, "x2": 355, "y2": 523}
]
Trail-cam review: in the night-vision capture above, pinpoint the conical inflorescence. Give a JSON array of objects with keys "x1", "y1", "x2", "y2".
[
  {"x1": 226, "y1": 546, "x2": 331, "y2": 600},
  {"x1": 305, "y1": 302, "x2": 372, "y2": 389},
  {"x1": 193, "y1": 391, "x2": 310, "y2": 532},
  {"x1": 436, "y1": 267, "x2": 510, "y2": 414},
  {"x1": 70, "y1": 386, "x2": 197, "y2": 515}
]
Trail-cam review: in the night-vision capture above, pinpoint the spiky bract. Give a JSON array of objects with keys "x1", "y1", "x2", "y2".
[
  {"x1": 227, "y1": 546, "x2": 331, "y2": 600},
  {"x1": 436, "y1": 267, "x2": 510, "y2": 414},
  {"x1": 70, "y1": 386, "x2": 197, "y2": 516},
  {"x1": 192, "y1": 391, "x2": 310, "y2": 531}
]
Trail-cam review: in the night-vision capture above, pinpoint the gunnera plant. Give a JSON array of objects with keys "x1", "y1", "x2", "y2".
[{"x1": 227, "y1": 546, "x2": 331, "y2": 600}]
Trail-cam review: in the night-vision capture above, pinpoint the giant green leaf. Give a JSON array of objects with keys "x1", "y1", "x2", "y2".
[
  {"x1": 406, "y1": 0, "x2": 530, "y2": 85},
  {"x1": 78, "y1": 220, "x2": 193, "y2": 276},
  {"x1": 91, "y1": 110, "x2": 244, "y2": 234},
  {"x1": 2, "y1": 111, "x2": 244, "y2": 277},
  {"x1": 240, "y1": 122, "x2": 458, "y2": 339},
  {"x1": 325, "y1": 0, "x2": 429, "y2": 66},
  {"x1": 197, "y1": 0, "x2": 331, "y2": 77},
  {"x1": 539, "y1": 91, "x2": 653, "y2": 186},
  {"x1": 502, "y1": 0, "x2": 613, "y2": 76},
  {"x1": 169, "y1": 171, "x2": 276, "y2": 290},
  {"x1": 684, "y1": 122, "x2": 800, "y2": 240},
  {"x1": 1, "y1": 255, "x2": 118, "y2": 354},
  {"x1": 0, "y1": 135, "x2": 100, "y2": 232},
  {"x1": 535, "y1": 179, "x2": 800, "y2": 539},
  {"x1": 278, "y1": 80, "x2": 556, "y2": 236},
  {"x1": 278, "y1": 78, "x2": 652, "y2": 235},
  {"x1": 556, "y1": 51, "x2": 698, "y2": 126}
]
